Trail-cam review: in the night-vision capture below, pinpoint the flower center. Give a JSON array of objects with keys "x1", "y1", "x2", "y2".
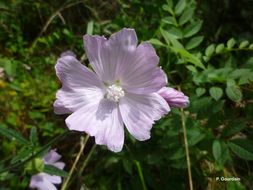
[{"x1": 106, "y1": 84, "x2": 125, "y2": 102}]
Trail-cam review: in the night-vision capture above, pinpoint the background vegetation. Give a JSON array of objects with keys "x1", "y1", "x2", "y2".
[{"x1": 0, "y1": 0, "x2": 253, "y2": 189}]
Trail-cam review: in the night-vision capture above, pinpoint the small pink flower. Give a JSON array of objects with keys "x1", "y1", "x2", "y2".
[
  {"x1": 54, "y1": 28, "x2": 171, "y2": 152},
  {"x1": 158, "y1": 87, "x2": 189, "y2": 108},
  {"x1": 29, "y1": 149, "x2": 65, "y2": 190}
]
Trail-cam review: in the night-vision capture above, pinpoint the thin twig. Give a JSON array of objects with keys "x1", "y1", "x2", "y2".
[
  {"x1": 61, "y1": 134, "x2": 89, "y2": 190},
  {"x1": 29, "y1": 0, "x2": 84, "y2": 51},
  {"x1": 181, "y1": 108, "x2": 193, "y2": 190}
]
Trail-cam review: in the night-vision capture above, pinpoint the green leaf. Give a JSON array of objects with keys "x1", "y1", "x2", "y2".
[
  {"x1": 53, "y1": 32, "x2": 60, "y2": 39},
  {"x1": 44, "y1": 165, "x2": 68, "y2": 177},
  {"x1": 149, "y1": 38, "x2": 165, "y2": 46},
  {"x1": 174, "y1": 47, "x2": 205, "y2": 69},
  {"x1": 1, "y1": 58, "x2": 17, "y2": 78},
  {"x1": 215, "y1": 44, "x2": 225, "y2": 53},
  {"x1": 6, "y1": 113, "x2": 18, "y2": 126},
  {"x1": 187, "y1": 126, "x2": 205, "y2": 146},
  {"x1": 190, "y1": 97, "x2": 212, "y2": 113},
  {"x1": 86, "y1": 21, "x2": 94, "y2": 35},
  {"x1": 227, "y1": 79, "x2": 236, "y2": 86},
  {"x1": 29, "y1": 111, "x2": 44, "y2": 120},
  {"x1": 160, "y1": 28, "x2": 183, "y2": 48},
  {"x1": 160, "y1": 28, "x2": 171, "y2": 45},
  {"x1": 122, "y1": 160, "x2": 133, "y2": 174},
  {"x1": 213, "y1": 140, "x2": 222, "y2": 163},
  {"x1": 175, "y1": 0, "x2": 186, "y2": 15},
  {"x1": 170, "y1": 158, "x2": 187, "y2": 169},
  {"x1": 8, "y1": 83, "x2": 22, "y2": 92},
  {"x1": 186, "y1": 65, "x2": 197, "y2": 73},
  {"x1": 63, "y1": 29, "x2": 72, "y2": 38},
  {"x1": 0, "y1": 125, "x2": 29, "y2": 145},
  {"x1": 162, "y1": 4, "x2": 174, "y2": 15},
  {"x1": 29, "y1": 127, "x2": 38, "y2": 145},
  {"x1": 239, "y1": 40, "x2": 249, "y2": 48},
  {"x1": 167, "y1": 27, "x2": 183, "y2": 39},
  {"x1": 228, "y1": 140, "x2": 253, "y2": 160},
  {"x1": 183, "y1": 20, "x2": 203, "y2": 38},
  {"x1": 169, "y1": 148, "x2": 185, "y2": 160},
  {"x1": 226, "y1": 85, "x2": 242, "y2": 102},
  {"x1": 11, "y1": 147, "x2": 33, "y2": 164},
  {"x1": 212, "y1": 140, "x2": 230, "y2": 167},
  {"x1": 209, "y1": 87, "x2": 223, "y2": 101},
  {"x1": 166, "y1": 0, "x2": 173, "y2": 7},
  {"x1": 196, "y1": 87, "x2": 206, "y2": 97},
  {"x1": 203, "y1": 55, "x2": 210, "y2": 62},
  {"x1": 162, "y1": 16, "x2": 177, "y2": 26},
  {"x1": 238, "y1": 73, "x2": 253, "y2": 85},
  {"x1": 168, "y1": 37, "x2": 184, "y2": 49},
  {"x1": 227, "y1": 38, "x2": 236, "y2": 49},
  {"x1": 205, "y1": 44, "x2": 215, "y2": 57},
  {"x1": 222, "y1": 120, "x2": 246, "y2": 137},
  {"x1": 219, "y1": 142, "x2": 230, "y2": 166},
  {"x1": 185, "y1": 36, "x2": 204, "y2": 50},
  {"x1": 227, "y1": 181, "x2": 246, "y2": 190},
  {"x1": 229, "y1": 69, "x2": 251, "y2": 79},
  {"x1": 249, "y1": 44, "x2": 253, "y2": 50},
  {"x1": 179, "y1": 8, "x2": 194, "y2": 26},
  {"x1": 160, "y1": 28, "x2": 205, "y2": 69}
]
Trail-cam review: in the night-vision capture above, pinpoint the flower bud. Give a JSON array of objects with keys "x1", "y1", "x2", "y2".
[
  {"x1": 25, "y1": 158, "x2": 44, "y2": 174},
  {"x1": 158, "y1": 87, "x2": 189, "y2": 108}
]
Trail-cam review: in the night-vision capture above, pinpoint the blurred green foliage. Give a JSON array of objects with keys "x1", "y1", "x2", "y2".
[{"x1": 0, "y1": 0, "x2": 253, "y2": 189}]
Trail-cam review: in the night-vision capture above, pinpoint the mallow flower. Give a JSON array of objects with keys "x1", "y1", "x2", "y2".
[
  {"x1": 29, "y1": 149, "x2": 65, "y2": 190},
  {"x1": 54, "y1": 28, "x2": 188, "y2": 152}
]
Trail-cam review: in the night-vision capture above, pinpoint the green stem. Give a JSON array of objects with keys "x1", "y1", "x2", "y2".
[
  {"x1": 61, "y1": 135, "x2": 89, "y2": 190},
  {"x1": 181, "y1": 108, "x2": 193, "y2": 190},
  {"x1": 207, "y1": 47, "x2": 253, "y2": 61},
  {"x1": 135, "y1": 160, "x2": 147, "y2": 190},
  {"x1": 0, "y1": 130, "x2": 70, "y2": 173},
  {"x1": 78, "y1": 143, "x2": 96, "y2": 177}
]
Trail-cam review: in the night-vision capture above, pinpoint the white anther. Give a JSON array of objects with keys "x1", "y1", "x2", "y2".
[{"x1": 106, "y1": 84, "x2": 125, "y2": 102}]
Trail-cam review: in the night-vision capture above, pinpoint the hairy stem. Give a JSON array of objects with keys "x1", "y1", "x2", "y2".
[
  {"x1": 181, "y1": 108, "x2": 193, "y2": 190},
  {"x1": 61, "y1": 135, "x2": 89, "y2": 190},
  {"x1": 135, "y1": 160, "x2": 147, "y2": 190},
  {"x1": 78, "y1": 143, "x2": 96, "y2": 176}
]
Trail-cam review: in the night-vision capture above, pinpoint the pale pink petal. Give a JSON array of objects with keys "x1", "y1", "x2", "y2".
[
  {"x1": 66, "y1": 99, "x2": 124, "y2": 152},
  {"x1": 83, "y1": 35, "x2": 107, "y2": 81},
  {"x1": 54, "y1": 55, "x2": 104, "y2": 114},
  {"x1": 43, "y1": 149, "x2": 61, "y2": 164},
  {"x1": 29, "y1": 174, "x2": 57, "y2": 190},
  {"x1": 30, "y1": 150, "x2": 65, "y2": 189},
  {"x1": 42, "y1": 173, "x2": 62, "y2": 184},
  {"x1": 52, "y1": 162, "x2": 65, "y2": 170},
  {"x1": 158, "y1": 87, "x2": 189, "y2": 108},
  {"x1": 120, "y1": 42, "x2": 167, "y2": 94},
  {"x1": 65, "y1": 100, "x2": 102, "y2": 135},
  {"x1": 83, "y1": 28, "x2": 137, "y2": 83},
  {"x1": 119, "y1": 92, "x2": 170, "y2": 141},
  {"x1": 60, "y1": 50, "x2": 76, "y2": 58}
]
